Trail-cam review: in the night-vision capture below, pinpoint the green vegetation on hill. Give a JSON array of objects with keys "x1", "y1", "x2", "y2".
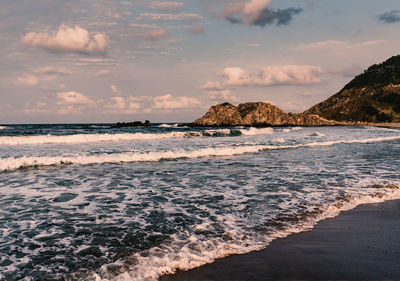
[
  {"x1": 343, "y1": 55, "x2": 400, "y2": 90},
  {"x1": 305, "y1": 54, "x2": 400, "y2": 123}
]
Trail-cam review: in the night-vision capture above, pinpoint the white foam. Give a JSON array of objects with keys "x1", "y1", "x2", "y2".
[
  {"x1": 240, "y1": 127, "x2": 274, "y2": 136},
  {"x1": 94, "y1": 185, "x2": 400, "y2": 281},
  {"x1": 1, "y1": 135, "x2": 399, "y2": 171},
  {"x1": 274, "y1": 138, "x2": 285, "y2": 143},
  {"x1": 0, "y1": 126, "x2": 8, "y2": 130},
  {"x1": 0, "y1": 132, "x2": 198, "y2": 146},
  {"x1": 0, "y1": 145, "x2": 266, "y2": 171},
  {"x1": 159, "y1": 124, "x2": 179, "y2": 128},
  {"x1": 0, "y1": 129, "x2": 239, "y2": 146}
]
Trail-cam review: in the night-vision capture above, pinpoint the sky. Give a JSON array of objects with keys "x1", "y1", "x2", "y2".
[{"x1": 0, "y1": 0, "x2": 400, "y2": 123}]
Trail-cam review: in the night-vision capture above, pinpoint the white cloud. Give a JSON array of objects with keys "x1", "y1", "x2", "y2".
[
  {"x1": 149, "y1": 1, "x2": 184, "y2": 11},
  {"x1": 144, "y1": 28, "x2": 169, "y2": 40},
  {"x1": 288, "y1": 40, "x2": 385, "y2": 51},
  {"x1": 153, "y1": 94, "x2": 201, "y2": 109},
  {"x1": 21, "y1": 24, "x2": 108, "y2": 55},
  {"x1": 137, "y1": 12, "x2": 203, "y2": 21},
  {"x1": 222, "y1": 65, "x2": 324, "y2": 87},
  {"x1": 14, "y1": 74, "x2": 38, "y2": 86}
]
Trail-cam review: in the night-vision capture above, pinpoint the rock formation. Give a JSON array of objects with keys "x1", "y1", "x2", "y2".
[
  {"x1": 193, "y1": 102, "x2": 343, "y2": 127},
  {"x1": 114, "y1": 120, "x2": 151, "y2": 128}
]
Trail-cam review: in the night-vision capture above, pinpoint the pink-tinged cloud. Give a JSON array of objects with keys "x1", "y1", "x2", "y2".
[
  {"x1": 104, "y1": 96, "x2": 141, "y2": 114},
  {"x1": 56, "y1": 91, "x2": 96, "y2": 106},
  {"x1": 153, "y1": 94, "x2": 201, "y2": 109},
  {"x1": 243, "y1": 0, "x2": 271, "y2": 24},
  {"x1": 144, "y1": 28, "x2": 169, "y2": 40},
  {"x1": 207, "y1": 89, "x2": 239, "y2": 103},
  {"x1": 149, "y1": 1, "x2": 184, "y2": 11},
  {"x1": 21, "y1": 25, "x2": 108, "y2": 55},
  {"x1": 34, "y1": 66, "x2": 71, "y2": 75},
  {"x1": 199, "y1": 81, "x2": 224, "y2": 91},
  {"x1": 222, "y1": 65, "x2": 324, "y2": 87},
  {"x1": 137, "y1": 12, "x2": 203, "y2": 21},
  {"x1": 14, "y1": 74, "x2": 38, "y2": 86},
  {"x1": 288, "y1": 40, "x2": 385, "y2": 51},
  {"x1": 221, "y1": 0, "x2": 302, "y2": 27}
]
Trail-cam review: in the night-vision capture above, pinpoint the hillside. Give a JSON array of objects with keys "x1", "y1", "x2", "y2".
[{"x1": 305, "y1": 55, "x2": 400, "y2": 122}]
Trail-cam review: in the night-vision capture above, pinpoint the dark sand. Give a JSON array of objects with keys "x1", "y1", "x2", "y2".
[{"x1": 161, "y1": 200, "x2": 400, "y2": 281}]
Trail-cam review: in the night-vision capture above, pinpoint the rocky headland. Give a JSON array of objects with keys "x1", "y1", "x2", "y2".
[
  {"x1": 193, "y1": 54, "x2": 400, "y2": 127},
  {"x1": 192, "y1": 102, "x2": 345, "y2": 127}
]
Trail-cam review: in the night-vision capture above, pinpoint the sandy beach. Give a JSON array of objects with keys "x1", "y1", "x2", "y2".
[{"x1": 161, "y1": 199, "x2": 400, "y2": 281}]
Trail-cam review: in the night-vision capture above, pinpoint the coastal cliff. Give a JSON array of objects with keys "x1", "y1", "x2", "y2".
[{"x1": 193, "y1": 102, "x2": 342, "y2": 127}]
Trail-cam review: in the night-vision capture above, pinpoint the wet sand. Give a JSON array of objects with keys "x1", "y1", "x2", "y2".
[{"x1": 161, "y1": 200, "x2": 400, "y2": 281}]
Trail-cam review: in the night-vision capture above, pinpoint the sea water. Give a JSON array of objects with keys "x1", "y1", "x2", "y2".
[{"x1": 0, "y1": 124, "x2": 399, "y2": 280}]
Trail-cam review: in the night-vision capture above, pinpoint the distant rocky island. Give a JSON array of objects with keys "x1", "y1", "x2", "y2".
[
  {"x1": 114, "y1": 120, "x2": 151, "y2": 128},
  {"x1": 193, "y1": 54, "x2": 400, "y2": 127}
]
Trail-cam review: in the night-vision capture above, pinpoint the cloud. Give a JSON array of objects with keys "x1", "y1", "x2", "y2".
[
  {"x1": 379, "y1": 10, "x2": 400, "y2": 23},
  {"x1": 21, "y1": 24, "x2": 108, "y2": 55},
  {"x1": 96, "y1": 70, "x2": 112, "y2": 76},
  {"x1": 23, "y1": 102, "x2": 48, "y2": 115},
  {"x1": 199, "y1": 81, "x2": 224, "y2": 91},
  {"x1": 137, "y1": 12, "x2": 203, "y2": 21},
  {"x1": 221, "y1": 0, "x2": 302, "y2": 27},
  {"x1": 328, "y1": 64, "x2": 364, "y2": 78},
  {"x1": 34, "y1": 66, "x2": 71, "y2": 75},
  {"x1": 153, "y1": 94, "x2": 201, "y2": 109},
  {"x1": 56, "y1": 91, "x2": 96, "y2": 107},
  {"x1": 222, "y1": 65, "x2": 324, "y2": 87},
  {"x1": 149, "y1": 1, "x2": 184, "y2": 11},
  {"x1": 111, "y1": 85, "x2": 122, "y2": 95},
  {"x1": 144, "y1": 28, "x2": 169, "y2": 40},
  {"x1": 104, "y1": 96, "x2": 141, "y2": 114},
  {"x1": 207, "y1": 89, "x2": 239, "y2": 103},
  {"x1": 14, "y1": 74, "x2": 38, "y2": 86},
  {"x1": 340, "y1": 64, "x2": 363, "y2": 77},
  {"x1": 252, "y1": 7, "x2": 303, "y2": 27},
  {"x1": 189, "y1": 26, "x2": 205, "y2": 34},
  {"x1": 288, "y1": 40, "x2": 385, "y2": 51}
]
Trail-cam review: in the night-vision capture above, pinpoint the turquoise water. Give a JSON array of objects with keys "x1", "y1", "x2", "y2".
[{"x1": 0, "y1": 124, "x2": 399, "y2": 280}]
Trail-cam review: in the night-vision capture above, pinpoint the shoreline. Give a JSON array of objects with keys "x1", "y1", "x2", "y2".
[{"x1": 161, "y1": 199, "x2": 400, "y2": 281}]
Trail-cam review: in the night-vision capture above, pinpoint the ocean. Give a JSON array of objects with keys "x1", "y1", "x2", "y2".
[{"x1": 0, "y1": 124, "x2": 399, "y2": 281}]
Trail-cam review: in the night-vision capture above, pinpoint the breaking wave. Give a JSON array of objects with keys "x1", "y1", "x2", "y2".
[
  {"x1": 1, "y1": 135, "x2": 399, "y2": 172},
  {"x1": 0, "y1": 128, "x2": 277, "y2": 146}
]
